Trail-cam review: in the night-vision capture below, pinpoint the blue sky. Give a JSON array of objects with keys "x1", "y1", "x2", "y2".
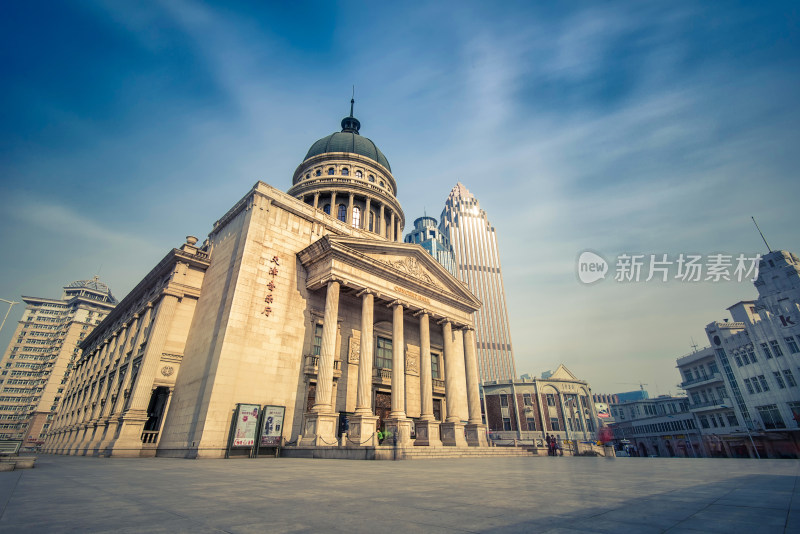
[{"x1": 1, "y1": 1, "x2": 798, "y2": 395}]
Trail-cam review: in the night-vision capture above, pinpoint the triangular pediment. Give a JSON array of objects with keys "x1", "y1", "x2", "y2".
[
  {"x1": 549, "y1": 364, "x2": 579, "y2": 381},
  {"x1": 297, "y1": 235, "x2": 481, "y2": 316}
]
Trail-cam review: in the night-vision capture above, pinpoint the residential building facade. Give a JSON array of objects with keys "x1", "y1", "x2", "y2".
[{"x1": 0, "y1": 278, "x2": 116, "y2": 447}]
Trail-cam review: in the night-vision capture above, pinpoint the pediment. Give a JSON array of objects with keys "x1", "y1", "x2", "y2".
[
  {"x1": 549, "y1": 364, "x2": 579, "y2": 381},
  {"x1": 297, "y1": 235, "x2": 481, "y2": 316}
]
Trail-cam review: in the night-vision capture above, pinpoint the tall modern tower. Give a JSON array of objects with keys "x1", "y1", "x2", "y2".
[
  {"x1": 404, "y1": 216, "x2": 457, "y2": 276},
  {"x1": 440, "y1": 183, "x2": 517, "y2": 382}
]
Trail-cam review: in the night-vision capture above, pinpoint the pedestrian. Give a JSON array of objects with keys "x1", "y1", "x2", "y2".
[
  {"x1": 545, "y1": 434, "x2": 552, "y2": 456},
  {"x1": 556, "y1": 437, "x2": 563, "y2": 457}
]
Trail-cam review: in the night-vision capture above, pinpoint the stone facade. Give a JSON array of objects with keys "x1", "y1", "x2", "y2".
[{"x1": 43, "y1": 107, "x2": 489, "y2": 458}]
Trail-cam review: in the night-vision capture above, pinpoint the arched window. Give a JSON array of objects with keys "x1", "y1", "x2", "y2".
[
  {"x1": 337, "y1": 204, "x2": 346, "y2": 222},
  {"x1": 352, "y1": 206, "x2": 361, "y2": 228},
  {"x1": 341, "y1": 168, "x2": 349, "y2": 176},
  {"x1": 316, "y1": 169, "x2": 322, "y2": 176},
  {"x1": 323, "y1": 204, "x2": 331, "y2": 215},
  {"x1": 380, "y1": 180, "x2": 385, "y2": 187},
  {"x1": 305, "y1": 174, "x2": 310, "y2": 180},
  {"x1": 355, "y1": 170, "x2": 363, "y2": 178},
  {"x1": 328, "y1": 168, "x2": 335, "y2": 175},
  {"x1": 368, "y1": 174, "x2": 375, "y2": 182}
]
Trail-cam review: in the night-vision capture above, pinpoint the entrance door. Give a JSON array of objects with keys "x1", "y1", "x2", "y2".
[{"x1": 374, "y1": 392, "x2": 391, "y2": 431}]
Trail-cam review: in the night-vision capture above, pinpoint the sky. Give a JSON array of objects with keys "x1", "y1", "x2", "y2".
[{"x1": 1, "y1": 1, "x2": 798, "y2": 396}]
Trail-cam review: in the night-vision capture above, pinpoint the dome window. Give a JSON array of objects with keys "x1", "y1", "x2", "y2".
[
  {"x1": 380, "y1": 180, "x2": 385, "y2": 187},
  {"x1": 316, "y1": 169, "x2": 322, "y2": 176},
  {"x1": 323, "y1": 204, "x2": 331, "y2": 215},
  {"x1": 355, "y1": 170, "x2": 363, "y2": 178},
  {"x1": 328, "y1": 168, "x2": 335, "y2": 175},
  {"x1": 337, "y1": 204, "x2": 347, "y2": 222},
  {"x1": 305, "y1": 174, "x2": 310, "y2": 180},
  {"x1": 352, "y1": 206, "x2": 361, "y2": 229},
  {"x1": 368, "y1": 175, "x2": 375, "y2": 182},
  {"x1": 341, "y1": 168, "x2": 349, "y2": 176}
]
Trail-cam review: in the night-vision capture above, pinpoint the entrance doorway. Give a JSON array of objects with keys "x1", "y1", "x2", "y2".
[{"x1": 374, "y1": 391, "x2": 391, "y2": 431}]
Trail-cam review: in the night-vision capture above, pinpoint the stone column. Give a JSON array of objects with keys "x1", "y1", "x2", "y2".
[
  {"x1": 347, "y1": 193, "x2": 354, "y2": 225},
  {"x1": 463, "y1": 327, "x2": 488, "y2": 446},
  {"x1": 378, "y1": 204, "x2": 385, "y2": 237},
  {"x1": 414, "y1": 311, "x2": 441, "y2": 447},
  {"x1": 384, "y1": 302, "x2": 411, "y2": 446},
  {"x1": 389, "y1": 211, "x2": 396, "y2": 241},
  {"x1": 364, "y1": 198, "x2": 372, "y2": 232},
  {"x1": 330, "y1": 192, "x2": 337, "y2": 217},
  {"x1": 109, "y1": 295, "x2": 178, "y2": 457},
  {"x1": 313, "y1": 192, "x2": 319, "y2": 210},
  {"x1": 348, "y1": 290, "x2": 378, "y2": 446},
  {"x1": 440, "y1": 320, "x2": 467, "y2": 446},
  {"x1": 301, "y1": 280, "x2": 340, "y2": 446}
]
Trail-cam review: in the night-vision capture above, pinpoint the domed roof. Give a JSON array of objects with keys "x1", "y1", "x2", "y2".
[
  {"x1": 65, "y1": 276, "x2": 116, "y2": 302},
  {"x1": 302, "y1": 99, "x2": 391, "y2": 171}
]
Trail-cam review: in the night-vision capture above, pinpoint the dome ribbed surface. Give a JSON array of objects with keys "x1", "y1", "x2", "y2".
[{"x1": 304, "y1": 132, "x2": 391, "y2": 171}]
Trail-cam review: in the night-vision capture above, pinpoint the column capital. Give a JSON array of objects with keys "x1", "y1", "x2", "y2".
[
  {"x1": 436, "y1": 317, "x2": 452, "y2": 326},
  {"x1": 356, "y1": 288, "x2": 375, "y2": 298},
  {"x1": 412, "y1": 308, "x2": 430, "y2": 317},
  {"x1": 387, "y1": 299, "x2": 407, "y2": 309}
]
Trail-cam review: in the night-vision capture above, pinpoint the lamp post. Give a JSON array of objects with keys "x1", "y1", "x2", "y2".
[{"x1": 0, "y1": 298, "x2": 19, "y2": 337}]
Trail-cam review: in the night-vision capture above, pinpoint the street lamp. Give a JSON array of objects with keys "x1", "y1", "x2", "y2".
[{"x1": 0, "y1": 298, "x2": 19, "y2": 337}]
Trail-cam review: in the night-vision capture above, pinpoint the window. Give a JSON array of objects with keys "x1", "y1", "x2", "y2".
[
  {"x1": 774, "y1": 371, "x2": 786, "y2": 389},
  {"x1": 502, "y1": 418, "x2": 511, "y2": 431},
  {"x1": 323, "y1": 204, "x2": 330, "y2": 215},
  {"x1": 784, "y1": 369, "x2": 797, "y2": 387},
  {"x1": 312, "y1": 324, "x2": 323, "y2": 356},
  {"x1": 352, "y1": 206, "x2": 361, "y2": 228},
  {"x1": 752, "y1": 378, "x2": 762, "y2": 393},
  {"x1": 523, "y1": 393, "x2": 532, "y2": 406},
  {"x1": 430, "y1": 353, "x2": 440, "y2": 379},
  {"x1": 726, "y1": 412, "x2": 739, "y2": 426},
  {"x1": 500, "y1": 395, "x2": 509, "y2": 407},
  {"x1": 746, "y1": 345, "x2": 757, "y2": 363},
  {"x1": 546, "y1": 394, "x2": 555, "y2": 406},
  {"x1": 744, "y1": 378, "x2": 754, "y2": 394},
  {"x1": 375, "y1": 337, "x2": 392, "y2": 369},
  {"x1": 785, "y1": 337, "x2": 799, "y2": 354},
  {"x1": 550, "y1": 418, "x2": 560, "y2": 431},
  {"x1": 337, "y1": 204, "x2": 347, "y2": 222},
  {"x1": 734, "y1": 354, "x2": 743, "y2": 367},
  {"x1": 355, "y1": 170, "x2": 362, "y2": 178},
  {"x1": 758, "y1": 375, "x2": 770, "y2": 392},
  {"x1": 527, "y1": 420, "x2": 536, "y2": 431},
  {"x1": 368, "y1": 174, "x2": 375, "y2": 182},
  {"x1": 699, "y1": 415, "x2": 710, "y2": 429},
  {"x1": 757, "y1": 404, "x2": 786, "y2": 429},
  {"x1": 788, "y1": 402, "x2": 800, "y2": 425},
  {"x1": 770, "y1": 340, "x2": 784, "y2": 357},
  {"x1": 327, "y1": 167, "x2": 335, "y2": 175},
  {"x1": 305, "y1": 174, "x2": 310, "y2": 180},
  {"x1": 761, "y1": 343, "x2": 772, "y2": 359},
  {"x1": 380, "y1": 180, "x2": 385, "y2": 187},
  {"x1": 709, "y1": 361, "x2": 719, "y2": 374},
  {"x1": 341, "y1": 168, "x2": 349, "y2": 176},
  {"x1": 315, "y1": 169, "x2": 322, "y2": 176}
]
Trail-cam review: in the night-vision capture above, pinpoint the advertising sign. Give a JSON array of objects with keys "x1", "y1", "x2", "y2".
[
  {"x1": 260, "y1": 405, "x2": 286, "y2": 447},
  {"x1": 595, "y1": 402, "x2": 610, "y2": 418},
  {"x1": 232, "y1": 404, "x2": 260, "y2": 447}
]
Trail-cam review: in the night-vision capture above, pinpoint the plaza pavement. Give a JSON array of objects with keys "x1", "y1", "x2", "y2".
[{"x1": 0, "y1": 454, "x2": 798, "y2": 533}]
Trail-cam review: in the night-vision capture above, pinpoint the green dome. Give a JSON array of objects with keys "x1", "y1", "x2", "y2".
[{"x1": 304, "y1": 132, "x2": 391, "y2": 171}]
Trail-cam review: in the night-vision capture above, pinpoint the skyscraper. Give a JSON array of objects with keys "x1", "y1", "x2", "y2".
[
  {"x1": 403, "y1": 216, "x2": 457, "y2": 276},
  {"x1": 440, "y1": 183, "x2": 517, "y2": 383},
  {"x1": 0, "y1": 277, "x2": 116, "y2": 446}
]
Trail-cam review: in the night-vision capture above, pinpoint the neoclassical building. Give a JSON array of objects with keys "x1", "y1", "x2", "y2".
[{"x1": 43, "y1": 103, "x2": 488, "y2": 458}]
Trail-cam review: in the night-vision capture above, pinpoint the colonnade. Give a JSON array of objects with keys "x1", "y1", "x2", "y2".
[
  {"x1": 301, "y1": 280, "x2": 487, "y2": 447},
  {"x1": 302, "y1": 191, "x2": 403, "y2": 241}
]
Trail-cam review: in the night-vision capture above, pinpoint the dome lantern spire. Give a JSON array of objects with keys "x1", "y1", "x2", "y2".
[{"x1": 341, "y1": 92, "x2": 361, "y2": 134}]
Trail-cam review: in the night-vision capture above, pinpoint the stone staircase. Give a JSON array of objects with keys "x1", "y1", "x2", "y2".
[{"x1": 383, "y1": 446, "x2": 538, "y2": 460}]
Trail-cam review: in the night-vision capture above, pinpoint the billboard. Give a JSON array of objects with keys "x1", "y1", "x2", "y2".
[
  {"x1": 232, "y1": 404, "x2": 260, "y2": 447},
  {"x1": 595, "y1": 402, "x2": 611, "y2": 418},
  {"x1": 260, "y1": 405, "x2": 286, "y2": 447}
]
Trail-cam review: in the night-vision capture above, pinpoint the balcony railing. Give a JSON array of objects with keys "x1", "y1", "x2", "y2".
[
  {"x1": 141, "y1": 430, "x2": 159, "y2": 444},
  {"x1": 303, "y1": 355, "x2": 342, "y2": 378},
  {"x1": 679, "y1": 372, "x2": 723, "y2": 389},
  {"x1": 689, "y1": 397, "x2": 730, "y2": 411}
]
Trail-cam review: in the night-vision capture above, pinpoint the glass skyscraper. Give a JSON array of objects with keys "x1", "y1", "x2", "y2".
[
  {"x1": 403, "y1": 216, "x2": 457, "y2": 276},
  {"x1": 439, "y1": 183, "x2": 517, "y2": 383}
]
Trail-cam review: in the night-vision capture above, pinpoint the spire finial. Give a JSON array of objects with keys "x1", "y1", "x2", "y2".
[
  {"x1": 341, "y1": 88, "x2": 361, "y2": 134},
  {"x1": 350, "y1": 86, "x2": 355, "y2": 117}
]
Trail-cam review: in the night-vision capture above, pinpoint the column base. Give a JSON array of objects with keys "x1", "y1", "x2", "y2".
[
  {"x1": 346, "y1": 414, "x2": 379, "y2": 447},
  {"x1": 383, "y1": 417, "x2": 413, "y2": 447},
  {"x1": 107, "y1": 412, "x2": 148, "y2": 457},
  {"x1": 414, "y1": 420, "x2": 443, "y2": 447},
  {"x1": 300, "y1": 411, "x2": 339, "y2": 447},
  {"x1": 440, "y1": 421, "x2": 468, "y2": 447},
  {"x1": 465, "y1": 423, "x2": 488, "y2": 447}
]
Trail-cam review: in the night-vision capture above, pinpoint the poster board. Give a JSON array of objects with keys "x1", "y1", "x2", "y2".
[
  {"x1": 231, "y1": 403, "x2": 260, "y2": 448},
  {"x1": 260, "y1": 405, "x2": 285, "y2": 447}
]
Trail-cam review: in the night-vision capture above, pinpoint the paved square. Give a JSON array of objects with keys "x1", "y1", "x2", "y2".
[{"x1": 0, "y1": 455, "x2": 798, "y2": 533}]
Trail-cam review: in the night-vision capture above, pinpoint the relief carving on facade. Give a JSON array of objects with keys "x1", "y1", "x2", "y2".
[
  {"x1": 384, "y1": 257, "x2": 441, "y2": 288},
  {"x1": 405, "y1": 346, "x2": 419, "y2": 375},
  {"x1": 348, "y1": 332, "x2": 361, "y2": 363}
]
